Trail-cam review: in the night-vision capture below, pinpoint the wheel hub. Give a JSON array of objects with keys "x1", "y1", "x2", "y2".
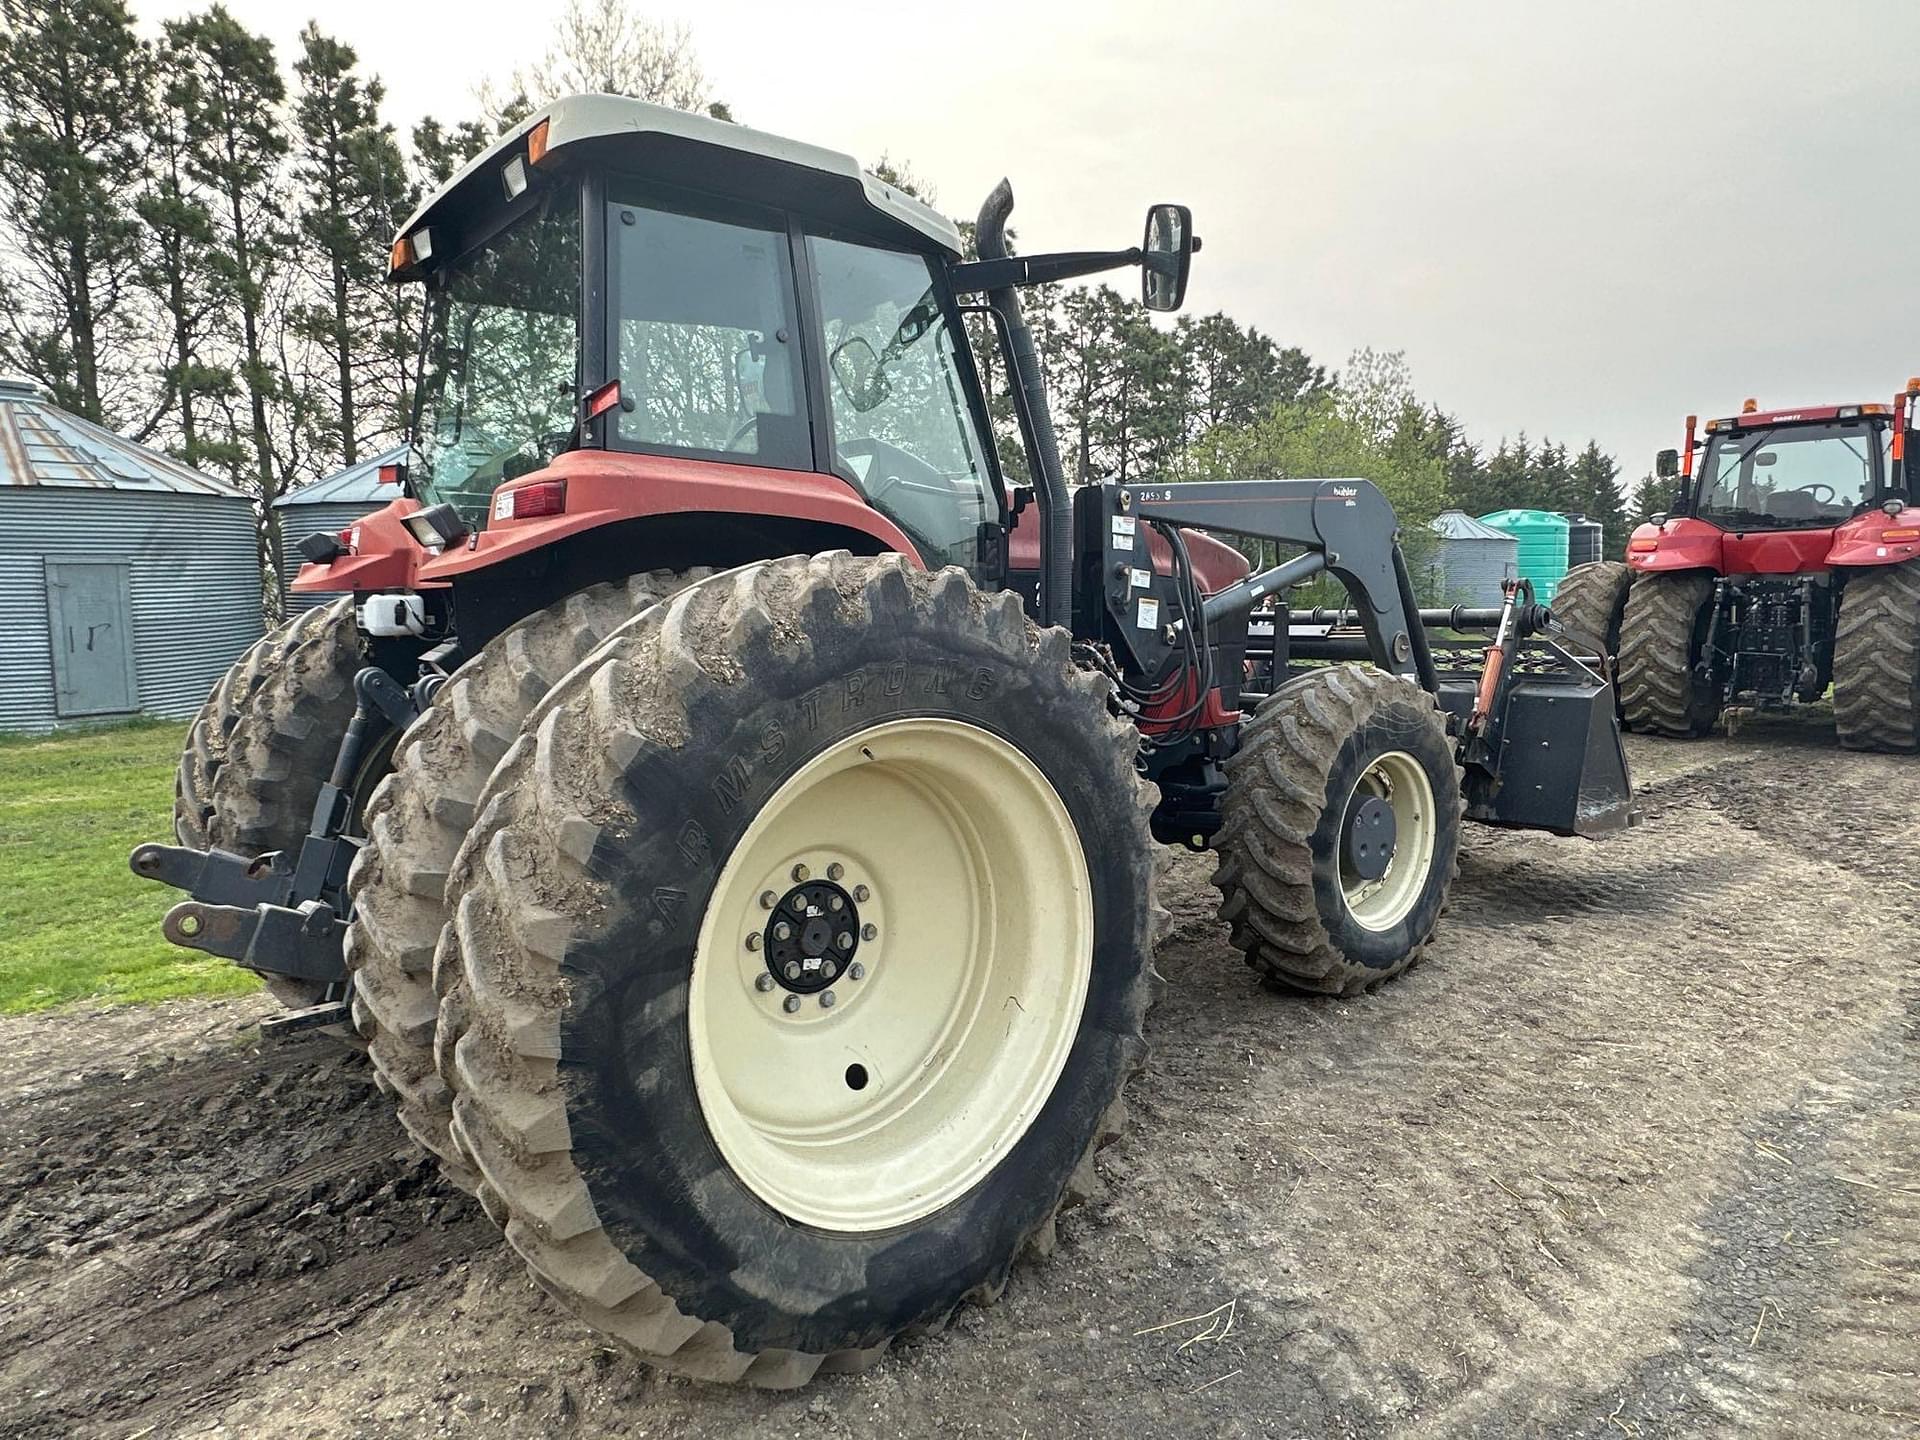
[
  {"x1": 763, "y1": 879, "x2": 861, "y2": 994},
  {"x1": 1344, "y1": 793, "x2": 1397, "y2": 881}
]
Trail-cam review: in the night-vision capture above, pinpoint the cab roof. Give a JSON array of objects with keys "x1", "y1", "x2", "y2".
[
  {"x1": 1705, "y1": 401, "x2": 1891, "y2": 432},
  {"x1": 394, "y1": 94, "x2": 962, "y2": 272}
]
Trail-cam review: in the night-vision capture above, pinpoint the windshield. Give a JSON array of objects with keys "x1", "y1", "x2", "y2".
[
  {"x1": 412, "y1": 191, "x2": 579, "y2": 525},
  {"x1": 808, "y1": 236, "x2": 993, "y2": 568},
  {"x1": 1696, "y1": 420, "x2": 1881, "y2": 528}
]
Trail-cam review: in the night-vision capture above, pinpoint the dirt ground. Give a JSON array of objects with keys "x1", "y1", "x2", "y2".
[{"x1": 1, "y1": 723, "x2": 1915, "y2": 1439}]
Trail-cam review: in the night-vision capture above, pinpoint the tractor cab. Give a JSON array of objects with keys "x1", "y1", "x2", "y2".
[{"x1": 1681, "y1": 404, "x2": 1892, "y2": 533}]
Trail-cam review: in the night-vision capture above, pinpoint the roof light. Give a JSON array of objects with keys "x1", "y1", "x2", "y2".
[
  {"x1": 1860, "y1": 403, "x2": 1890, "y2": 415},
  {"x1": 492, "y1": 479, "x2": 566, "y2": 521},
  {"x1": 1908, "y1": 377, "x2": 1920, "y2": 394},
  {"x1": 1837, "y1": 405, "x2": 1860, "y2": 418},
  {"x1": 410, "y1": 227, "x2": 433, "y2": 263},
  {"x1": 388, "y1": 235, "x2": 412, "y2": 274},
  {"x1": 502, "y1": 154, "x2": 529, "y2": 202},
  {"x1": 1741, "y1": 398, "x2": 1759, "y2": 414},
  {"x1": 1705, "y1": 418, "x2": 1723, "y2": 432},
  {"x1": 527, "y1": 118, "x2": 551, "y2": 167}
]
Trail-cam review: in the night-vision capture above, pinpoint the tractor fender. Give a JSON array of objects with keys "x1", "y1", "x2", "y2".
[
  {"x1": 1823, "y1": 509, "x2": 1920, "y2": 568},
  {"x1": 417, "y1": 451, "x2": 924, "y2": 581},
  {"x1": 1624, "y1": 516, "x2": 1722, "y2": 574},
  {"x1": 290, "y1": 496, "x2": 444, "y2": 594}
]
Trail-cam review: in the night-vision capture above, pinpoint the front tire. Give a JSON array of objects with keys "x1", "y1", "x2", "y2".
[
  {"x1": 1211, "y1": 664, "x2": 1461, "y2": 995},
  {"x1": 1552, "y1": 560, "x2": 1632, "y2": 662},
  {"x1": 439, "y1": 555, "x2": 1167, "y2": 1385},
  {"x1": 1618, "y1": 572, "x2": 1720, "y2": 736},
  {"x1": 345, "y1": 571, "x2": 703, "y2": 1192},
  {"x1": 1833, "y1": 560, "x2": 1920, "y2": 752}
]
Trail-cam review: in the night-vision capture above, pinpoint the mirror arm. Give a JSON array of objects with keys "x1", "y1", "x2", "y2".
[{"x1": 949, "y1": 247, "x2": 1143, "y2": 295}]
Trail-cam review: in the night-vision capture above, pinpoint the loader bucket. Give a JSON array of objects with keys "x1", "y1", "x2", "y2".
[{"x1": 1434, "y1": 641, "x2": 1636, "y2": 839}]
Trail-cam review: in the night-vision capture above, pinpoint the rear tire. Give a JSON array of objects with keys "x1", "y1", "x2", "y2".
[
  {"x1": 175, "y1": 597, "x2": 364, "y2": 1008},
  {"x1": 345, "y1": 571, "x2": 704, "y2": 1192},
  {"x1": 1211, "y1": 664, "x2": 1461, "y2": 996},
  {"x1": 438, "y1": 555, "x2": 1167, "y2": 1386},
  {"x1": 1618, "y1": 572, "x2": 1720, "y2": 736},
  {"x1": 1552, "y1": 560, "x2": 1632, "y2": 663},
  {"x1": 1832, "y1": 560, "x2": 1920, "y2": 752}
]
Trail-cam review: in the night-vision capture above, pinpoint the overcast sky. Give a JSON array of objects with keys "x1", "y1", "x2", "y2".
[{"x1": 136, "y1": 0, "x2": 1920, "y2": 482}]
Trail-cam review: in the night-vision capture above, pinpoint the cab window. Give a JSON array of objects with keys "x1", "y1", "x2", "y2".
[
  {"x1": 608, "y1": 198, "x2": 810, "y2": 469},
  {"x1": 807, "y1": 236, "x2": 994, "y2": 569}
]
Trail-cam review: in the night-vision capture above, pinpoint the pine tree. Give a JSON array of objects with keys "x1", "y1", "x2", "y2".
[
  {"x1": 412, "y1": 116, "x2": 491, "y2": 188},
  {"x1": 1570, "y1": 440, "x2": 1630, "y2": 559},
  {"x1": 164, "y1": 5, "x2": 289, "y2": 604},
  {"x1": 0, "y1": 0, "x2": 148, "y2": 421},
  {"x1": 291, "y1": 24, "x2": 411, "y2": 467}
]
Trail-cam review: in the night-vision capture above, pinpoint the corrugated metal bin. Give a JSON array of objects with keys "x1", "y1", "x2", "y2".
[{"x1": 1426, "y1": 510, "x2": 1520, "y2": 606}]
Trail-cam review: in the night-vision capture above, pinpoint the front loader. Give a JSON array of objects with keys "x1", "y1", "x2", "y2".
[{"x1": 130, "y1": 94, "x2": 1634, "y2": 1386}]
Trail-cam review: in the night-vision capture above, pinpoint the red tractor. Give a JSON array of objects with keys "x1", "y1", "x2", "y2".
[
  {"x1": 130, "y1": 96, "x2": 1632, "y2": 1386},
  {"x1": 1554, "y1": 388, "x2": 1920, "y2": 749}
]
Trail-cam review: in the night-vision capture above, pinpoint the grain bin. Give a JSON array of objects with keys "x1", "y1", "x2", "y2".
[
  {"x1": 1478, "y1": 508, "x2": 1571, "y2": 603},
  {"x1": 0, "y1": 377, "x2": 263, "y2": 733},
  {"x1": 273, "y1": 444, "x2": 406, "y2": 612},
  {"x1": 1562, "y1": 512, "x2": 1604, "y2": 569},
  {"x1": 1426, "y1": 510, "x2": 1520, "y2": 606}
]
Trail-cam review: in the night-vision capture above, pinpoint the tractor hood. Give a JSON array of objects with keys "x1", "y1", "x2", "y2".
[{"x1": 390, "y1": 94, "x2": 960, "y2": 280}]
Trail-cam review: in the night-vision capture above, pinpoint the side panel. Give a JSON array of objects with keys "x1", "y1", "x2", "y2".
[
  {"x1": 1628, "y1": 516, "x2": 1841, "y2": 577},
  {"x1": 1626, "y1": 516, "x2": 1722, "y2": 573},
  {"x1": 415, "y1": 450, "x2": 925, "y2": 581},
  {"x1": 1720, "y1": 528, "x2": 1835, "y2": 576},
  {"x1": 46, "y1": 559, "x2": 139, "y2": 716},
  {"x1": 291, "y1": 496, "x2": 438, "y2": 594}
]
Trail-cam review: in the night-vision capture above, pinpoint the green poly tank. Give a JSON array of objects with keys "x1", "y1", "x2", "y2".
[{"x1": 1477, "y1": 508, "x2": 1571, "y2": 602}]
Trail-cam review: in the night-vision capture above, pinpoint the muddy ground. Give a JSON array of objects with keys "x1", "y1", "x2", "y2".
[{"x1": 1, "y1": 724, "x2": 1915, "y2": 1439}]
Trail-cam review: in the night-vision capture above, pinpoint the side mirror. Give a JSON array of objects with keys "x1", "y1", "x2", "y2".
[
  {"x1": 1142, "y1": 203, "x2": 1195, "y2": 312},
  {"x1": 829, "y1": 336, "x2": 891, "y2": 413},
  {"x1": 1654, "y1": 448, "x2": 1680, "y2": 479}
]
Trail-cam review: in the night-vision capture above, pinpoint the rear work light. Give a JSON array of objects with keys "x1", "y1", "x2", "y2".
[{"x1": 492, "y1": 480, "x2": 566, "y2": 521}]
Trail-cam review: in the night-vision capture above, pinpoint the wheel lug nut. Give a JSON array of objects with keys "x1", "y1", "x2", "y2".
[
  {"x1": 853, "y1": 885, "x2": 871, "y2": 903},
  {"x1": 774, "y1": 922, "x2": 792, "y2": 941},
  {"x1": 759, "y1": 891, "x2": 777, "y2": 910},
  {"x1": 745, "y1": 933, "x2": 761, "y2": 951},
  {"x1": 826, "y1": 862, "x2": 844, "y2": 881},
  {"x1": 790, "y1": 893, "x2": 807, "y2": 912},
  {"x1": 783, "y1": 995, "x2": 802, "y2": 1014},
  {"x1": 836, "y1": 931, "x2": 854, "y2": 950},
  {"x1": 821, "y1": 961, "x2": 838, "y2": 981},
  {"x1": 819, "y1": 990, "x2": 836, "y2": 1009},
  {"x1": 784, "y1": 961, "x2": 802, "y2": 981},
  {"x1": 754, "y1": 974, "x2": 775, "y2": 992},
  {"x1": 828, "y1": 895, "x2": 844, "y2": 912},
  {"x1": 849, "y1": 962, "x2": 865, "y2": 981},
  {"x1": 792, "y1": 863, "x2": 810, "y2": 882},
  {"x1": 861, "y1": 923, "x2": 878, "y2": 941}
]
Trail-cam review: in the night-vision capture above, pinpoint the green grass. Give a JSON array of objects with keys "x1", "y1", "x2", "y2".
[{"x1": 0, "y1": 719, "x2": 261, "y2": 1014}]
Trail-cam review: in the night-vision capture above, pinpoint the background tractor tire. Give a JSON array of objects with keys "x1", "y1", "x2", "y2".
[
  {"x1": 1212, "y1": 663, "x2": 1461, "y2": 996},
  {"x1": 174, "y1": 596, "x2": 363, "y2": 1009},
  {"x1": 345, "y1": 570, "x2": 703, "y2": 1193},
  {"x1": 1832, "y1": 560, "x2": 1920, "y2": 752},
  {"x1": 1618, "y1": 572, "x2": 1719, "y2": 736},
  {"x1": 1551, "y1": 560, "x2": 1633, "y2": 663},
  {"x1": 436, "y1": 554, "x2": 1167, "y2": 1387}
]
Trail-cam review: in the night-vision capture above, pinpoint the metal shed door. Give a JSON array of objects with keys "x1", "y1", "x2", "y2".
[{"x1": 46, "y1": 560, "x2": 139, "y2": 717}]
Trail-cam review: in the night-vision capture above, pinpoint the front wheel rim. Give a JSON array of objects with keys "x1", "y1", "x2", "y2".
[
  {"x1": 1338, "y1": 750, "x2": 1436, "y2": 931},
  {"x1": 689, "y1": 717, "x2": 1093, "y2": 1233}
]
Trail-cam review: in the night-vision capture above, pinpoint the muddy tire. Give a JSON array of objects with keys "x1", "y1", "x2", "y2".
[
  {"x1": 1552, "y1": 561, "x2": 1632, "y2": 662},
  {"x1": 437, "y1": 555, "x2": 1166, "y2": 1386},
  {"x1": 175, "y1": 597, "x2": 364, "y2": 1008},
  {"x1": 1618, "y1": 572, "x2": 1719, "y2": 736},
  {"x1": 1211, "y1": 664, "x2": 1460, "y2": 996},
  {"x1": 345, "y1": 571, "x2": 704, "y2": 1192},
  {"x1": 1832, "y1": 560, "x2": 1920, "y2": 752}
]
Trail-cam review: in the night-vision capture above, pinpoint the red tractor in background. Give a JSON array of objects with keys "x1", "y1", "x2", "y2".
[{"x1": 1553, "y1": 385, "x2": 1920, "y2": 749}]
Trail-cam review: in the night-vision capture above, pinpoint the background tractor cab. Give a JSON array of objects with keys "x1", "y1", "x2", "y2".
[
  {"x1": 1589, "y1": 382, "x2": 1920, "y2": 747},
  {"x1": 306, "y1": 93, "x2": 1229, "y2": 655}
]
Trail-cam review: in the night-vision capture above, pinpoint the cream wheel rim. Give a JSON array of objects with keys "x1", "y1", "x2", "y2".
[
  {"x1": 1339, "y1": 750, "x2": 1436, "y2": 931},
  {"x1": 688, "y1": 717, "x2": 1093, "y2": 1232}
]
